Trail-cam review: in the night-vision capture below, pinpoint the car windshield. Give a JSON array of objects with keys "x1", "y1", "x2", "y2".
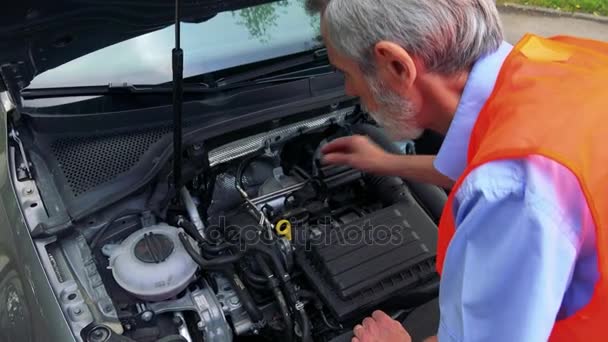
[{"x1": 28, "y1": 0, "x2": 322, "y2": 89}]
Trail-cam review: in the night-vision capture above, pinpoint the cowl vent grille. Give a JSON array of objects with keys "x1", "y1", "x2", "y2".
[{"x1": 51, "y1": 127, "x2": 170, "y2": 196}]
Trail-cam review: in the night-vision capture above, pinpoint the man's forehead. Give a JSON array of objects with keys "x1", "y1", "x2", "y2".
[
  {"x1": 322, "y1": 38, "x2": 341, "y2": 67},
  {"x1": 319, "y1": 18, "x2": 336, "y2": 62},
  {"x1": 319, "y1": 14, "x2": 328, "y2": 41},
  {"x1": 319, "y1": 20, "x2": 340, "y2": 59}
]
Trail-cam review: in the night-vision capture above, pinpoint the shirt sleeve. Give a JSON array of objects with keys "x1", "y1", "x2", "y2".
[{"x1": 437, "y1": 158, "x2": 581, "y2": 342}]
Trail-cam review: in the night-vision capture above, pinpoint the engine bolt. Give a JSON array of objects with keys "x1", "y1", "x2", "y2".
[
  {"x1": 141, "y1": 311, "x2": 153, "y2": 322},
  {"x1": 88, "y1": 326, "x2": 111, "y2": 342},
  {"x1": 197, "y1": 321, "x2": 205, "y2": 331},
  {"x1": 24, "y1": 188, "x2": 33, "y2": 195},
  {"x1": 229, "y1": 297, "x2": 239, "y2": 306},
  {"x1": 74, "y1": 307, "x2": 83, "y2": 315}
]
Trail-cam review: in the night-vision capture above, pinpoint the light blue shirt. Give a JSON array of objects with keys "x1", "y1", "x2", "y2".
[{"x1": 434, "y1": 42, "x2": 599, "y2": 342}]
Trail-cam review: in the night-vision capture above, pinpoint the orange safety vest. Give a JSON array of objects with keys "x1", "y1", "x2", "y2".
[{"x1": 436, "y1": 34, "x2": 608, "y2": 341}]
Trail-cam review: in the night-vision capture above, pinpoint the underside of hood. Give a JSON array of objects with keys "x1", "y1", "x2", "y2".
[{"x1": 0, "y1": 0, "x2": 278, "y2": 102}]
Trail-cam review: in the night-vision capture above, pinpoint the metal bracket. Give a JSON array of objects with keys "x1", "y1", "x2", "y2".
[
  {"x1": 9, "y1": 127, "x2": 31, "y2": 180},
  {"x1": 214, "y1": 274, "x2": 255, "y2": 335},
  {"x1": 1, "y1": 91, "x2": 15, "y2": 114},
  {"x1": 236, "y1": 185, "x2": 275, "y2": 238},
  {"x1": 9, "y1": 145, "x2": 49, "y2": 234},
  {"x1": 139, "y1": 211, "x2": 156, "y2": 228},
  {"x1": 295, "y1": 301, "x2": 305, "y2": 312},
  {"x1": 147, "y1": 282, "x2": 232, "y2": 342}
]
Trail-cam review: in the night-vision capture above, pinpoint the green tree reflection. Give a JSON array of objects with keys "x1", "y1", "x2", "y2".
[{"x1": 233, "y1": 0, "x2": 321, "y2": 44}]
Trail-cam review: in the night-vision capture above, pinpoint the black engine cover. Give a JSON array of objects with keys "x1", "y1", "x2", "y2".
[{"x1": 296, "y1": 200, "x2": 438, "y2": 321}]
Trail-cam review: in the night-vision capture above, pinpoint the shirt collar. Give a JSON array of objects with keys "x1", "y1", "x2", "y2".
[{"x1": 433, "y1": 41, "x2": 514, "y2": 181}]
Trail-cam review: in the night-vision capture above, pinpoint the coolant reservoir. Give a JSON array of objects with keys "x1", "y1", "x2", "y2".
[{"x1": 105, "y1": 223, "x2": 198, "y2": 301}]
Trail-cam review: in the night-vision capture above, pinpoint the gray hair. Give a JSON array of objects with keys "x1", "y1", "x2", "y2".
[{"x1": 308, "y1": 0, "x2": 503, "y2": 75}]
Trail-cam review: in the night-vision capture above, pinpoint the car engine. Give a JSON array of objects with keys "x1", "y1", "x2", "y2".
[{"x1": 17, "y1": 106, "x2": 441, "y2": 342}]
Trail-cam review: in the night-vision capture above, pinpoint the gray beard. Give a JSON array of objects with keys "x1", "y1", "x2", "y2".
[{"x1": 363, "y1": 77, "x2": 424, "y2": 141}]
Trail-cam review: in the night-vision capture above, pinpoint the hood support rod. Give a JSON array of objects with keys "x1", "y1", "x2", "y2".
[{"x1": 172, "y1": 0, "x2": 184, "y2": 188}]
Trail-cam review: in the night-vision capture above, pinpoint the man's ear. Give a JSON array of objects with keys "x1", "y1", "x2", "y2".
[{"x1": 373, "y1": 41, "x2": 417, "y2": 91}]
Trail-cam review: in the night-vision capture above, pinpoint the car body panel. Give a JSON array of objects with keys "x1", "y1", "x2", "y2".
[{"x1": 0, "y1": 104, "x2": 75, "y2": 342}]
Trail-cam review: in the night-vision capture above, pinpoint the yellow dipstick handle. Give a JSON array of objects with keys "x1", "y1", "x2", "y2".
[{"x1": 275, "y1": 219, "x2": 293, "y2": 241}]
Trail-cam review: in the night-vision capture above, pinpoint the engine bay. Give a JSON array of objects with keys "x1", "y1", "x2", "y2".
[{"x1": 13, "y1": 105, "x2": 441, "y2": 342}]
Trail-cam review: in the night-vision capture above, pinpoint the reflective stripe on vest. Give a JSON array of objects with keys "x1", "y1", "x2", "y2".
[{"x1": 436, "y1": 34, "x2": 608, "y2": 341}]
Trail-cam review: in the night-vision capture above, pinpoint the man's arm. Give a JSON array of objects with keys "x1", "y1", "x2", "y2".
[
  {"x1": 321, "y1": 135, "x2": 454, "y2": 189},
  {"x1": 438, "y1": 157, "x2": 585, "y2": 341},
  {"x1": 350, "y1": 156, "x2": 594, "y2": 342},
  {"x1": 383, "y1": 154, "x2": 454, "y2": 189}
]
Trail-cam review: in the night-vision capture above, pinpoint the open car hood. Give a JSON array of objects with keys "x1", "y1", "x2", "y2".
[{"x1": 0, "y1": 0, "x2": 278, "y2": 100}]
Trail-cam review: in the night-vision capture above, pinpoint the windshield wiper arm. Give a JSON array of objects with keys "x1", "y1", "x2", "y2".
[
  {"x1": 214, "y1": 48, "x2": 329, "y2": 87},
  {"x1": 21, "y1": 83, "x2": 169, "y2": 99},
  {"x1": 21, "y1": 49, "x2": 333, "y2": 100},
  {"x1": 21, "y1": 73, "x2": 335, "y2": 100},
  {"x1": 21, "y1": 83, "x2": 217, "y2": 99}
]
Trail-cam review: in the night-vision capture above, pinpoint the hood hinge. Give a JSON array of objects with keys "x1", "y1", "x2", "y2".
[
  {"x1": 9, "y1": 126, "x2": 32, "y2": 180},
  {"x1": 0, "y1": 69, "x2": 23, "y2": 122},
  {"x1": 0, "y1": 91, "x2": 20, "y2": 122}
]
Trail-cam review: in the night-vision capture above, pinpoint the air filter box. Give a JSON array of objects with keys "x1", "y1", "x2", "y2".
[{"x1": 296, "y1": 201, "x2": 438, "y2": 321}]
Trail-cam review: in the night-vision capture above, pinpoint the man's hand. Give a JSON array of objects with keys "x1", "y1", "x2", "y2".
[
  {"x1": 352, "y1": 310, "x2": 412, "y2": 342},
  {"x1": 321, "y1": 135, "x2": 395, "y2": 175},
  {"x1": 322, "y1": 135, "x2": 454, "y2": 189}
]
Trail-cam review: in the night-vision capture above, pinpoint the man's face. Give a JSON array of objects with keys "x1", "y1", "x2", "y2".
[{"x1": 322, "y1": 22, "x2": 424, "y2": 140}]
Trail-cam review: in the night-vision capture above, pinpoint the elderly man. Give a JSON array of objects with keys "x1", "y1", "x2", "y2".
[{"x1": 306, "y1": 0, "x2": 608, "y2": 341}]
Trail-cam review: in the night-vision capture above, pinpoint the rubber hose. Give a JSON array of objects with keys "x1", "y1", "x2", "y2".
[
  {"x1": 179, "y1": 233, "x2": 242, "y2": 269},
  {"x1": 181, "y1": 221, "x2": 238, "y2": 269},
  {"x1": 243, "y1": 278, "x2": 268, "y2": 291},
  {"x1": 246, "y1": 244, "x2": 288, "y2": 281},
  {"x1": 258, "y1": 248, "x2": 312, "y2": 342},
  {"x1": 251, "y1": 244, "x2": 301, "y2": 307},
  {"x1": 223, "y1": 268, "x2": 265, "y2": 325},
  {"x1": 236, "y1": 152, "x2": 263, "y2": 190},
  {"x1": 297, "y1": 307, "x2": 313, "y2": 342},
  {"x1": 405, "y1": 180, "x2": 448, "y2": 223},
  {"x1": 177, "y1": 219, "x2": 205, "y2": 244},
  {"x1": 351, "y1": 124, "x2": 447, "y2": 222},
  {"x1": 377, "y1": 278, "x2": 440, "y2": 313},
  {"x1": 243, "y1": 267, "x2": 268, "y2": 285},
  {"x1": 201, "y1": 248, "x2": 223, "y2": 261},
  {"x1": 90, "y1": 209, "x2": 142, "y2": 249},
  {"x1": 255, "y1": 254, "x2": 293, "y2": 342},
  {"x1": 201, "y1": 242, "x2": 233, "y2": 254},
  {"x1": 247, "y1": 243, "x2": 299, "y2": 307}
]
